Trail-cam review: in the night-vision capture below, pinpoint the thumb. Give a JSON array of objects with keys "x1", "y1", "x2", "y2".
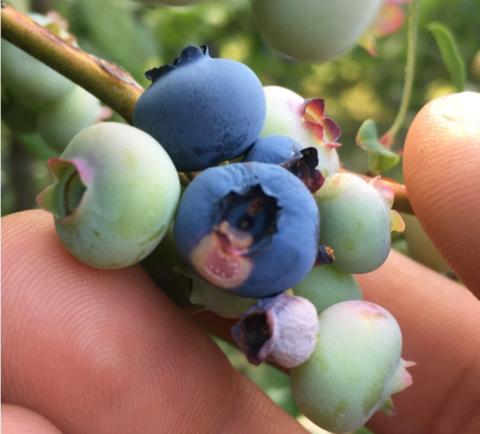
[{"x1": 403, "y1": 91, "x2": 480, "y2": 294}]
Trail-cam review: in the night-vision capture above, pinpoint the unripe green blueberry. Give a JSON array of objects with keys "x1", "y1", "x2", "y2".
[
  {"x1": 291, "y1": 300, "x2": 413, "y2": 433},
  {"x1": 293, "y1": 264, "x2": 362, "y2": 314},
  {"x1": 141, "y1": 224, "x2": 193, "y2": 307},
  {"x1": 38, "y1": 86, "x2": 102, "y2": 151},
  {"x1": 315, "y1": 173, "x2": 391, "y2": 273},
  {"x1": 190, "y1": 275, "x2": 256, "y2": 318},
  {"x1": 37, "y1": 122, "x2": 180, "y2": 269},
  {"x1": 251, "y1": 0, "x2": 383, "y2": 62},
  {"x1": 1, "y1": 37, "x2": 75, "y2": 109},
  {"x1": 261, "y1": 86, "x2": 340, "y2": 177}
]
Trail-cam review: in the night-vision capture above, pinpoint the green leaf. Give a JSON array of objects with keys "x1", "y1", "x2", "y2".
[
  {"x1": 356, "y1": 119, "x2": 401, "y2": 174},
  {"x1": 68, "y1": 0, "x2": 158, "y2": 83},
  {"x1": 427, "y1": 22, "x2": 466, "y2": 92}
]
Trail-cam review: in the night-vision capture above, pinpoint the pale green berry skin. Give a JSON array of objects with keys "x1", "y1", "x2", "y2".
[
  {"x1": 261, "y1": 86, "x2": 339, "y2": 177},
  {"x1": 141, "y1": 224, "x2": 193, "y2": 307},
  {"x1": 251, "y1": 0, "x2": 383, "y2": 62},
  {"x1": 291, "y1": 300, "x2": 411, "y2": 433},
  {"x1": 38, "y1": 86, "x2": 102, "y2": 151},
  {"x1": 190, "y1": 275, "x2": 256, "y2": 318},
  {"x1": 315, "y1": 173, "x2": 391, "y2": 273},
  {"x1": 41, "y1": 122, "x2": 180, "y2": 269},
  {"x1": 293, "y1": 264, "x2": 362, "y2": 314},
  {"x1": 1, "y1": 39, "x2": 75, "y2": 109}
]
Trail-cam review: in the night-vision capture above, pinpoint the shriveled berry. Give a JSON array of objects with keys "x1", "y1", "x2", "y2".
[
  {"x1": 37, "y1": 122, "x2": 180, "y2": 269},
  {"x1": 231, "y1": 294, "x2": 319, "y2": 368},
  {"x1": 315, "y1": 172, "x2": 392, "y2": 273},
  {"x1": 291, "y1": 300, "x2": 414, "y2": 433},
  {"x1": 252, "y1": 0, "x2": 383, "y2": 62},
  {"x1": 133, "y1": 45, "x2": 266, "y2": 171},
  {"x1": 174, "y1": 162, "x2": 319, "y2": 298},
  {"x1": 293, "y1": 264, "x2": 362, "y2": 314},
  {"x1": 261, "y1": 86, "x2": 340, "y2": 177}
]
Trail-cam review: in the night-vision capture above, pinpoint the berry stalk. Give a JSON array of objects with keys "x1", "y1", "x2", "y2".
[
  {"x1": 0, "y1": 3, "x2": 142, "y2": 123},
  {"x1": 380, "y1": 0, "x2": 421, "y2": 148},
  {"x1": 1, "y1": 3, "x2": 413, "y2": 214}
]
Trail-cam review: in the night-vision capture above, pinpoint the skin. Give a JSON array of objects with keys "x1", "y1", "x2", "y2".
[{"x1": 2, "y1": 92, "x2": 479, "y2": 434}]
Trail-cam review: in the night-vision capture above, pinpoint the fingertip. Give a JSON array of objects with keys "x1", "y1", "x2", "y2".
[
  {"x1": 403, "y1": 91, "x2": 480, "y2": 294},
  {"x1": 2, "y1": 404, "x2": 62, "y2": 434}
]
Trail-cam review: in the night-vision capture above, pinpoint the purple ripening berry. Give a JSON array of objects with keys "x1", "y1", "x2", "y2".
[
  {"x1": 173, "y1": 162, "x2": 320, "y2": 298},
  {"x1": 231, "y1": 293, "x2": 319, "y2": 368}
]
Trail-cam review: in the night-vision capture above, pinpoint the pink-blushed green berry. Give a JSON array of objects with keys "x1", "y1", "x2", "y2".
[
  {"x1": 314, "y1": 172, "x2": 392, "y2": 273},
  {"x1": 37, "y1": 122, "x2": 180, "y2": 269},
  {"x1": 190, "y1": 274, "x2": 256, "y2": 318},
  {"x1": 291, "y1": 300, "x2": 414, "y2": 433},
  {"x1": 293, "y1": 264, "x2": 362, "y2": 314},
  {"x1": 261, "y1": 86, "x2": 340, "y2": 177},
  {"x1": 251, "y1": 0, "x2": 383, "y2": 62},
  {"x1": 231, "y1": 294, "x2": 319, "y2": 368}
]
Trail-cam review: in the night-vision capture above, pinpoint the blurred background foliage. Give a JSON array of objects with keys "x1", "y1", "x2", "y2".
[{"x1": 1, "y1": 0, "x2": 479, "y2": 431}]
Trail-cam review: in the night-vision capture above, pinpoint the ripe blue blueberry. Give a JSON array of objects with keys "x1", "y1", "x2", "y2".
[
  {"x1": 173, "y1": 162, "x2": 320, "y2": 298},
  {"x1": 243, "y1": 135, "x2": 325, "y2": 193},
  {"x1": 243, "y1": 135, "x2": 302, "y2": 165},
  {"x1": 133, "y1": 45, "x2": 266, "y2": 171},
  {"x1": 231, "y1": 294, "x2": 319, "y2": 368}
]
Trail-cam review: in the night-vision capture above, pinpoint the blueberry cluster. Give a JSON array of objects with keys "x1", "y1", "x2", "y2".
[{"x1": 36, "y1": 44, "x2": 412, "y2": 434}]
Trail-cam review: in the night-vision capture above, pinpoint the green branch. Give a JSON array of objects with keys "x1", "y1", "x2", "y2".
[
  {"x1": 1, "y1": 4, "x2": 143, "y2": 123},
  {"x1": 381, "y1": 0, "x2": 420, "y2": 148}
]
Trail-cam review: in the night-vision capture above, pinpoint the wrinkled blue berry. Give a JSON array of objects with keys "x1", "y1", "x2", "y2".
[
  {"x1": 133, "y1": 45, "x2": 266, "y2": 171},
  {"x1": 231, "y1": 293, "x2": 319, "y2": 368},
  {"x1": 173, "y1": 162, "x2": 320, "y2": 298}
]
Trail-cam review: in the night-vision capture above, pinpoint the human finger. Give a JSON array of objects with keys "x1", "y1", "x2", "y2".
[
  {"x1": 403, "y1": 91, "x2": 480, "y2": 294},
  {"x1": 1, "y1": 404, "x2": 62, "y2": 434},
  {"x1": 2, "y1": 209, "x2": 307, "y2": 434}
]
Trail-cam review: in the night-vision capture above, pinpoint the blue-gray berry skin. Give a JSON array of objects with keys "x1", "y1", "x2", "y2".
[
  {"x1": 133, "y1": 46, "x2": 266, "y2": 171},
  {"x1": 243, "y1": 135, "x2": 302, "y2": 165},
  {"x1": 174, "y1": 162, "x2": 320, "y2": 298}
]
